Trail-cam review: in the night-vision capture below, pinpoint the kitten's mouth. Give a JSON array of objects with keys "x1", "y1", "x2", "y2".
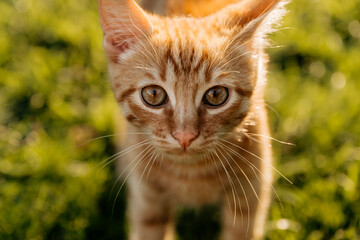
[
  {"x1": 163, "y1": 147, "x2": 206, "y2": 162},
  {"x1": 177, "y1": 149, "x2": 193, "y2": 156},
  {"x1": 166, "y1": 147, "x2": 199, "y2": 155}
]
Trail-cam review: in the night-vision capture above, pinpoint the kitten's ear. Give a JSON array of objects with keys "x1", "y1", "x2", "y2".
[
  {"x1": 98, "y1": 0, "x2": 152, "y2": 63},
  {"x1": 218, "y1": 0, "x2": 286, "y2": 42}
]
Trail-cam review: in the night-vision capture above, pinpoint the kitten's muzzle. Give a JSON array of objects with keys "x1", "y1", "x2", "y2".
[{"x1": 172, "y1": 130, "x2": 199, "y2": 150}]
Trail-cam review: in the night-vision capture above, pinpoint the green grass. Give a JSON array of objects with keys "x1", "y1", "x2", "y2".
[{"x1": 0, "y1": 0, "x2": 359, "y2": 239}]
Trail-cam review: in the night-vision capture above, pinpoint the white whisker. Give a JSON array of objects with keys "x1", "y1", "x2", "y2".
[
  {"x1": 110, "y1": 144, "x2": 153, "y2": 195},
  {"x1": 217, "y1": 140, "x2": 283, "y2": 208},
  {"x1": 146, "y1": 150, "x2": 160, "y2": 184},
  {"x1": 139, "y1": 149, "x2": 159, "y2": 184},
  {"x1": 219, "y1": 50, "x2": 256, "y2": 69},
  {"x1": 211, "y1": 148, "x2": 238, "y2": 226},
  {"x1": 112, "y1": 25, "x2": 154, "y2": 63},
  {"x1": 96, "y1": 139, "x2": 150, "y2": 173},
  {"x1": 111, "y1": 145, "x2": 155, "y2": 216},
  {"x1": 80, "y1": 132, "x2": 150, "y2": 146},
  {"x1": 214, "y1": 145, "x2": 244, "y2": 227},
  {"x1": 208, "y1": 151, "x2": 232, "y2": 215},
  {"x1": 246, "y1": 133, "x2": 295, "y2": 146},
  {"x1": 220, "y1": 139, "x2": 293, "y2": 184},
  {"x1": 219, "y1": 38, "x2": 253, "y2": 66},
  {"x1": 128, "y1": 11, "x2": 161, "y2": 66}
]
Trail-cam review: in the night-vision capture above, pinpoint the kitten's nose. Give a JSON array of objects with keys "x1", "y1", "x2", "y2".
[{"x1": 172, "y1": 131, "x2": 198, "y2": 149}]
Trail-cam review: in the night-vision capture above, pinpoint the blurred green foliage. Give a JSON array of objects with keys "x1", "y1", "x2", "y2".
[{"x1": 0, "y1": 0, "x2": 359, "y2": 239}]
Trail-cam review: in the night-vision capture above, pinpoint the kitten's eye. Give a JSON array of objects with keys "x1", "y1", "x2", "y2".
[
  {"x1": 203, "y1": 86, "x2": 229, "y2": 107},
  {"x1": 141, "y1": 85, "x2": 167, "y2": 107}
]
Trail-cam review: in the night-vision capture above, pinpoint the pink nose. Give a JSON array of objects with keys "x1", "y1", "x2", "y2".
[{"x1": 172, "y1": 131, "x2": 198, "y2": 149}]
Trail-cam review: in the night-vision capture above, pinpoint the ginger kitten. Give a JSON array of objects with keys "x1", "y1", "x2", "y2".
[{"x1": 97, "y1": 0, "x2": 287, "y2": 239}]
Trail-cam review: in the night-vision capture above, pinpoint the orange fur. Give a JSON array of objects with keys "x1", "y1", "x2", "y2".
[{"x1": 98, "y1": 0, "x2": 287, "y2": 239}]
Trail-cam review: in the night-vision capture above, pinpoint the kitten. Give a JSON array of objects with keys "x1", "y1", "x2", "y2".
[{"x1": 97, "y1": 0, "x2": 287, "y2": 239}]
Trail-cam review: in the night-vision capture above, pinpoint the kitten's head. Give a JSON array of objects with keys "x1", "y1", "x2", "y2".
[{"x1": 98, "y1": 0, "x2": 284, "y2": 160}]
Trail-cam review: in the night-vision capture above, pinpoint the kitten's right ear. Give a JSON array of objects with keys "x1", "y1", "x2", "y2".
[
  {"x1": 213, "y1": 0, "x2": 285, "y2": 42},
  {"x1": 98, "y1": 0, "x2": 152, "y2": 63}
]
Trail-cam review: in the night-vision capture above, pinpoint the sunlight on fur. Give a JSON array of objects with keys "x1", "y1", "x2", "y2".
[{"x1": 97, "y1": 0, "x2": 289, "y2": 239}]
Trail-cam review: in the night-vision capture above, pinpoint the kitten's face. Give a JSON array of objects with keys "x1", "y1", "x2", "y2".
[
  {"x1": 110, "y1": 20, "x2": 255, "y2": 159},
  {"x1": 98, "y1": 0, "x2": 277, "y2": 161}
]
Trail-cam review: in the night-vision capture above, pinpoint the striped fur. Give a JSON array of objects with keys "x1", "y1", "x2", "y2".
[{"x1": 98, "y1": 0, "x2": 287, "y2": 239}]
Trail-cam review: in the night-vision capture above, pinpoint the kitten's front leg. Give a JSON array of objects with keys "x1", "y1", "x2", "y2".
[
  {"x1": 128, "y1": 180, "x2": 175, "y2": 240},
  {"x1": 220, "y1": 187, "x2": 269, "y2": 240},
  {"x1": 220, "y1": 202, "x2": 257, "y2": 240}
]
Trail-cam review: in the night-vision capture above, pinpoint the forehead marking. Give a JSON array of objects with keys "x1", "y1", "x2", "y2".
[
  {"x1": 117, "y1": 86, "x2": 136, "y2": 103},
  {"x1": 235, "y1": 86, "x2": 253, "y2": 98},
  {"x1": 144, "y1": 72, "x2": 156, "y2": 81}
]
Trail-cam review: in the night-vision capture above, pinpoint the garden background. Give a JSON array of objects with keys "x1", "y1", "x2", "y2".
[{"x1": 0, "y1": 0, "x2": 359, "y2": 239}]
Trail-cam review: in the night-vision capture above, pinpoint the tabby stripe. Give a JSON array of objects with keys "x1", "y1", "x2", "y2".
[
  {"x1": 192, "y1": 51, "x2": 206, "y2": 73},
  {"x1": 117, "y1": 87, "x2": 136, "y2": 102},
  {"x1": 235, "y1": 86, "x2": 253, "y2": 97},
  {"x1": 204, "y1": 64, "x2": 212, "y2": 83},
  {"x1": 141, "y1": 216, "x2": 169, "y2": 227},
  {"x1": 189, "y1": 48, "x2": 195, "y2": 67},
  {"x1": 126, "y1": 114, "x2": 137, "y2": 122},
  {"x1": 166, "y1": 48, "x2": 180, "y2": 75},
  {"x1": 144, "y1": 72, "x2": 156, "y2": 80}
]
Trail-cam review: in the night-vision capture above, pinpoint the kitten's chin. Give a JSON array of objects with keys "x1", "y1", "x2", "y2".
[{"x1": 163, "y1": 148, "x2": 206, "y2": 164}]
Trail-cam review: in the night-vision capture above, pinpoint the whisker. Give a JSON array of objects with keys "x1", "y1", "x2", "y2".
[
  {"x1": 132, "y1": 65, "x2": 153, "y2": 71},
  {"x1": 211, "y1": 148, "x2": 239, "y2": 226},
  {"x1": 122, "y1": 9, "x2": 157, "y2": 63},
  {"x1": 111, "y1": 145, "x2": 155, "y2": 217},
  {"x1": 80, "y1": 134, "x2": 118, "y2": 146},
  {"x1": 208, "y1": 150, "x2": 232, "y2": 216},
  {"x1": 216, "y1": 143, "x2": 262, "y2": 203},
  {"x1": 80, "y1": 132, "x2": 151, "y2": 146},
  {"x1": 217, "y1": 130, "x2": 294, "y2": 147},
  {"x1": 128, "y1": 11, "x2": 161, "y2": 66},
  {"x1": 219, "y1": 50, "x2": 256, "y2": 69},
  {"x1": 146, "y1": 150, "x2": 160, "y2": 184},
  {"x1": 214, "y1": 145, "x2": 244, "y2": 227},
  {"x1": 217, "y1": 140, "x2": 282, "y2": 208},
  {"x1": 220, "y1": 70, "x2": 242, "y2": 75},
  {"x1": 159, "y1": 152, "x2": 165, "y2": 170},
  {"x1": 220, "y1": 139, "x2": 293, "y2": 184},
  {"x1": 96, "y1": 139, "x2": 150, "y2": 173},
  {"x1": 109, "y1": 25, "x2": 154, "y2": 63},
  {"x1": 215, "y1": 143, "x2": 251, "y2": 234},
  {"x1": 219, "y1": 38, "x2": 253, "y2": 66},
  {"x1": 111, "y1": 59, "x2": 152, "y2": 71},
  {"x1": 110, "y1": 144, "x2": 153, "y2": 196},
  {"x1": 139, "y1": 148, "x2": 159, "y2": 184},
  {"x1": 217, "y1": 141, "x2": 264, "y2": 179},
  {"x1": 246, "y1": 133, "x2": 295, "y2": 146},
  {"x1": 242, "y1": 131, "x2": 261, "y2": 145},
  {"x1": 249, "y1": 164, "x2": 283, "y2": 209},
  {"x1": 204, "y1": 152, "x2": 210, "y2": 173}
]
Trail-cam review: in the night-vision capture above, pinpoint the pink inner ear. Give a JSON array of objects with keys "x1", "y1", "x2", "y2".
[
  {"x1": 98, "y1": 0, "x2": 152, "y2": 63},
  {"x1": 103, "y1": 33, "x2": 137, "y2": 63}
]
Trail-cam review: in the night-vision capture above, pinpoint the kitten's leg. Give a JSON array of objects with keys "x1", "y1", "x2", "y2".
[
  {"x1": 220, "y1": 202, "x2": 258, "y2": 240},
  {"x1": 221, "y1": 107, "x2": 273, "y2": 240},
  {"x1": 220, "y1": 174, "x2": 272, "y2": 240},
  {"x1": 128, "y1": 181, "x2": 175, "y2": 240}
]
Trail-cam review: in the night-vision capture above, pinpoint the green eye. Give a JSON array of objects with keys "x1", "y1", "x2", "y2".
[
  {"x1": 203, "y1": 86, "x2": 229, "y2": 107},
  {"x1": 141, "y1": 85, "x2": 167, "y2": 107}
]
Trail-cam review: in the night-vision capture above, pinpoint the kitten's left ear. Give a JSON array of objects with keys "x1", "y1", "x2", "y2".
[
  {"x1": 98, "y1": 0, "x2": 152, "y2": 63},
  {"x1": 217, "y1": 0, "x2": 286, "y2": 42}
]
